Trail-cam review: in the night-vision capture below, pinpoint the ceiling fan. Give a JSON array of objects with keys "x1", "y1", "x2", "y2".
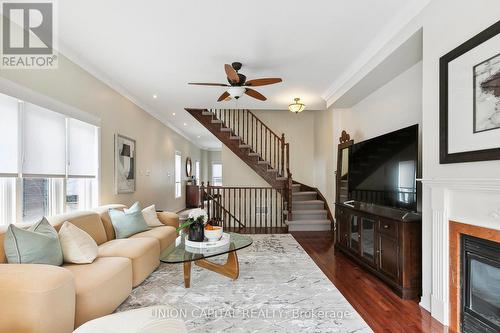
[{"x1": 189, "y1": 62, "x2": 282, "y2": 102}]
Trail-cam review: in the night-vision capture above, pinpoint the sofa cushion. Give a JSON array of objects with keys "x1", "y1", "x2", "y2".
[
  {"x1": 48, "y1": 211, "x2": 108, "y2": 245},
  {"x1": 98, "y1": 238, "x2": 160, "y2": 286},
  {"x1": 0, "y1": 264, "x2": 76, "y2": 333},
  {"x1": 130, "y1": 226, "x2": 177, "y2": 251},
  {"x1": 4, "y1": 217, "x2": 63, "y2": 265},
  {"x1": 63, "y1": 257, "x2": 132, "y2": 327},
  {"x1": 109, "y1": 204, "x2": 151, "y2": 239},
  {"x1": 59, "y1": 222, "x2": 98, "y2": 264}
]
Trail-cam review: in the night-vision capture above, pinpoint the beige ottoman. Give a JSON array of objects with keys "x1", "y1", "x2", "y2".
[{"x1": 73, "y1": 306, "x2": 187, "y2": 333}]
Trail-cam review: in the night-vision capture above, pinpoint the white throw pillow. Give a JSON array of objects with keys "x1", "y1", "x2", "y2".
[
  {"x1": 58, "y1": 222, "x2": 98, "y2": 264},
  {"x1": 142, "y1": 205, "x2": 164, "y2": 227}
]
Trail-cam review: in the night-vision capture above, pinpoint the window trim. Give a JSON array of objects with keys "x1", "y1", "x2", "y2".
[
  {"x1": 195, "y1": 160, "x2": 200, "y2": 185},
  {"x1": 0, "y1": 92, "x2": 100, "y2": 225},
  {"x1": 211, "y1": 162, "x2": 223, "y2": 186},
  {"x1": 174, "y1": 151, "x2": 182, "y2": 198}
]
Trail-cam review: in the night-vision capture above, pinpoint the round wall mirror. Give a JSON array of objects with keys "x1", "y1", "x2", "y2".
[{"x1": 185, "y1": 157, "x2": 192, "y2": 177}]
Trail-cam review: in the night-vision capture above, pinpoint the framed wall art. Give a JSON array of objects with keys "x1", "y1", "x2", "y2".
[{"x1": 440, "y1": 20, "x2": 500, "y2": 163}]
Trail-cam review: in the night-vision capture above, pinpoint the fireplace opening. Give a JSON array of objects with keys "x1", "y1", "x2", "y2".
[{"x1": 461, "y1": 234, "x2": 500, "y2": 333}]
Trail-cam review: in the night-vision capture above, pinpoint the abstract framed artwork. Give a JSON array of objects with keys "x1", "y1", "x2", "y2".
[
  {"x1": 440, "y1": 20, "x2": 500, "y2": 163},
  {"x1": 115, "y1": 134, "x2": 136, "y2": 193}
]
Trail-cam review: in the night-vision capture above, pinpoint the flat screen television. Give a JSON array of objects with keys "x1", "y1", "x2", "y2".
[{"x1": 348, "y1": 124, "x2": 418, "y2": 211}]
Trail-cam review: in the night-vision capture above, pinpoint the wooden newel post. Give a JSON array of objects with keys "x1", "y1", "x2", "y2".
[{"x1": 281, "y1": 133, "x2": 285, "y2": 176}]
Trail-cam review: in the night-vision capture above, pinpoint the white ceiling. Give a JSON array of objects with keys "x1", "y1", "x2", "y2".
[{"x1": 57, "y1": 0, "x2": 427, "y2": 149}]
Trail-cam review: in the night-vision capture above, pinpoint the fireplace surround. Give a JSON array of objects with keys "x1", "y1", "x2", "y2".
[
  {"x1": 449, "y1": 221, "x2": 500, "y2": 332},
  {"x1": 460, "y1": 235, "x2": 500, "y2": 332}
]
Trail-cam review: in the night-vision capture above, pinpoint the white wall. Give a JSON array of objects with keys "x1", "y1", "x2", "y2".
[
  {"x1": 314, "y1": 61, "x2": 423, "y2": 211},
  {"x1": 338, "y1": 61, "x2": 422, "y2": 143},
  {"x1": 222, "y1": 110, "x2": 315, "y2": 187},
  {"x1": 0, "y1": 54, "x2": 202, "y2": 213},
  {"x1": 420, "y1": 0, "x2": 500, "y2": 324}
]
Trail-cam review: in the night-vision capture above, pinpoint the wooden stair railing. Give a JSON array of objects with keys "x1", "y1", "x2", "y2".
[
  {"x1": 185, "y1": 108, "x2": 292, "y2": 190},
  {"x1": 200, "y1": 182, "x2": 286, "y2": 231},
  {"x1": 211, "y1": 108, "x2": 289, "y2": 178}
]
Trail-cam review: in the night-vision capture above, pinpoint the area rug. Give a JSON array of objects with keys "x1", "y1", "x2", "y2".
[{"x1": 117, "y1": 234, "x2": 372, "y2": 332}]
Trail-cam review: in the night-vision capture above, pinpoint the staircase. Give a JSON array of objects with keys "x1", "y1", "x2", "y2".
[
  {"x1": 185, "y1": 108, "x2": 332, "y2": 232},
  {"x1": 287, "y1": 183, "x2": 332, "y2": 231}
]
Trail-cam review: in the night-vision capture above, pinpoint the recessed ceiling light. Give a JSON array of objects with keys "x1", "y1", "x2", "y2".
[
  {"x1": 172, "y1": 112, "x2": 176, "y2": 116},
  {"x1": 152, "y1": 94, "x2": 158, "y2": 99},
  {"x1": 183, "y1": 123, "x2": 187, "y2": 126},
  {"x1": 197, "y1": 135, "x2": 201, "y2": 138}
]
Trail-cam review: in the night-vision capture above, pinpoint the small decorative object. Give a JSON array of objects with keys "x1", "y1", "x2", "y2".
[
  {"x1": 184, "y1": 232, "x2": 231, "y2": 253},
  {"x1": 288, "y1": 97, "x2": 306, "y2": 113},
  {"x1": 115, "y1": 134, "x2": 136, "y2": 193},
  {"x1": 440, "y1": 20, "x2": 500, "y2": 163},
  {"x1": 339, "y1": 130, "x2": 351, "y2": 144},
  {"x1": 176, "y1": 208, "x2": 208, "y2": 242},
  {"x1": 204, "y1": 223, "x2": 223, "y2": 241},
  {"x1": 185, "y1": 157, "x2": 192, "y2": 177}
]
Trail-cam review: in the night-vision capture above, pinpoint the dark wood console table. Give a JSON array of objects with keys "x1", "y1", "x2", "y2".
[{"x1": 335, "y1": 202, "x2": 421, "y2": 300}]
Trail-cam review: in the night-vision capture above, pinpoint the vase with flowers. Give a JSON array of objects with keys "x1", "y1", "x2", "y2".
[{"x1": 176, "y1": 208, "x2": 208, "y2": 242}]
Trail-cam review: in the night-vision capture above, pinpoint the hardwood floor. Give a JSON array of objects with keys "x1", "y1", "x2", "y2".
[{"x1": 292, "y1": 231, "x2": 448, "y2": 333}]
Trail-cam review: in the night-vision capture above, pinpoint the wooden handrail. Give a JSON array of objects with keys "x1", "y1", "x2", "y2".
[{"x1": 208, "y1": 108, "x2": 291, "y2": 179}]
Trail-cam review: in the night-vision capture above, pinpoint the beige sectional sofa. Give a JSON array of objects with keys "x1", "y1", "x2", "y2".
[{"x1": 0, "y1": 204, "x2": 179, "y2": 333}]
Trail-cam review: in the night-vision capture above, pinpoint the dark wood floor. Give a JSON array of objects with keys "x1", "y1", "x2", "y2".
[{"x1": 291, "y1": 231, "x2": 448, "y2": 333}]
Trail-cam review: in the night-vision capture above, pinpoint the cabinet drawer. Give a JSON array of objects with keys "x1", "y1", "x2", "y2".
[{"x1": 379, "y1": 219, "x2": 398, "y2": 238}]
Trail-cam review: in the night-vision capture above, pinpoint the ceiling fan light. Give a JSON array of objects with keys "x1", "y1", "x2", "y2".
[
  {"x1": 228, "y1": 86, "x2": 246, "y2": 98},
  {"x1": 289, "y1": 97, "x2": 306, "y2": 113}
]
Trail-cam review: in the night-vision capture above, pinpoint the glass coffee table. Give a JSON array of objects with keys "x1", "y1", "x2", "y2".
[{"x1": 160, "y1": 232, "x2": 253, "y2": 288}]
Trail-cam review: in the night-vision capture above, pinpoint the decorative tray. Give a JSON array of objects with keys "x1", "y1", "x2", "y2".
[{"x1": 184, "y1": 232, "x2": 230, "y2": 249}]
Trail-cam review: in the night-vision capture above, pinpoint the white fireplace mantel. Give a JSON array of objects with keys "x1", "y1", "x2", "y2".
[{"x1": 419, "y1": 177, "x2": 500, "y2": 325}]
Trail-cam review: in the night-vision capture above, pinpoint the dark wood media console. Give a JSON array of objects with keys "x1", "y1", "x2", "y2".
[{"x1": 335, "y1": 202, "x2": 422, "y2": 300}]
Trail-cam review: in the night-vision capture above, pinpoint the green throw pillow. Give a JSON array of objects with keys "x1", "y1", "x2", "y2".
[
  {"x1": 4, "y1": 217, "x2": 63, "y2": 266},
  {"x1": 109, "y1": 203, "x2": 150, "y2": 239}
]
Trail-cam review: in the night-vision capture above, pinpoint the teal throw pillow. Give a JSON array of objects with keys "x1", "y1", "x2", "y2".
[
  {"x1": 4, "y1": 217, "x2": 63, "y2": 266},
  {"x1": 109, "y1": 203, "x2": 150, "y2": 239}
]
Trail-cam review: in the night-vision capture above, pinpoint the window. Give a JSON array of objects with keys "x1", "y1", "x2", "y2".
[
  {"x1": 175, "y1": 152, "x2": 182, "y2": 198},
  {"x1": 0, "y1": 92, "x2": 99, "y2": 225},
  {"x1": 195, "y1": 161, "x2": 200, "y2": 185},
  {"x1": 212, "y1": 163, "x2": 222, "y2": 186}
]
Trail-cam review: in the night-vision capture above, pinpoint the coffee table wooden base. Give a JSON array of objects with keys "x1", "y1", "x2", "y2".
[{"x1": 182, "y1": 250, "x2": 239, "y2": 288}]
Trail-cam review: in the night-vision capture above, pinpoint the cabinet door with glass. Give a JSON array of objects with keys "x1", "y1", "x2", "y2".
[
  {"x1": 348, "y1": 215, "x2": 360, "y2": 253},
  {"x1": 360, "y1": 217, "x2": 376, "y2": 266}
]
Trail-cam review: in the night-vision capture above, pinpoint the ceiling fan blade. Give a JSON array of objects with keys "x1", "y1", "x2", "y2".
[
  {"x1": 188, "y1": 82, "x2": 230, "y2": 87},
  {"x1": 245, "y1": 88, "x2": 267, "y2": 101},
  {"x1": 245, "y1": 78, "x2": 282, "y2": 87},
  {"x1": 224, "y1": 64, "x2": 240, "y2": 83},
  {"x1": 217, "y1": 91, "x2": 231, "y2": 102}
]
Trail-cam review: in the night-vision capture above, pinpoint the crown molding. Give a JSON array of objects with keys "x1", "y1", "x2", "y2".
[
  {"x1": 322, "y1": 0, "x2": 429, "y2": 108},
  {"x1": 56, "y1": 41, "x2": 206, "y2": 150}
]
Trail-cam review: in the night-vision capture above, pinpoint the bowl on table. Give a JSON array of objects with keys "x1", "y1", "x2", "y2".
[{"x1": 204, "y1": 225, "x2": 223, "y2": 241}]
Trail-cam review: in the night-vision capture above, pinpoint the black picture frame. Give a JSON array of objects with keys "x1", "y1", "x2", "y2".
[{"x1": 439, "y1": 20, "x2": 500, "y2": 164}]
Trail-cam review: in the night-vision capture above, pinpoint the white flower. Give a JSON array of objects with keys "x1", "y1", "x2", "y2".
[{"x1": 188, "y1": 208, "x2": 208, "y2": 224}]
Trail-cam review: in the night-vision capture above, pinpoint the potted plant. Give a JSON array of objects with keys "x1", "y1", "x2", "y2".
[{"x1": 176, "y1": 208, "x2": 208, "y2": 242}]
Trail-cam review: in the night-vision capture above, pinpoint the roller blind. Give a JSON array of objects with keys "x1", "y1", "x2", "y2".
[
  {"x1": 22, "y1": 103, "x2": 66, "y2": 176},
  {"x1": 0, "y1": 93, "x2": 19, "y2": 175},
  {"x1": 68, "y1": 118, "x2": 97, "y2": 177}
]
